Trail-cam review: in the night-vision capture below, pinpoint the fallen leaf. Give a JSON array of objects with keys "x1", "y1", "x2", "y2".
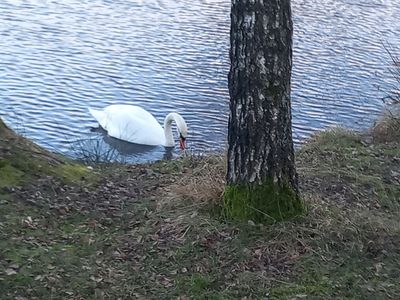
[
  {"x1": 9, "y1": 263, "x2": 19, "y2": 269},
  {"x1": 90, "y1": 275, "x2": 103, "y2": 283},
  {"x1": 5, "y1": 268, "x2": 17, "y2": 276}
]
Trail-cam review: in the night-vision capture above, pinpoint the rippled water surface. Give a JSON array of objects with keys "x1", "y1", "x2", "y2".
[{"x1": 0, "y1": 0, "x2": 399, "y2": 162}]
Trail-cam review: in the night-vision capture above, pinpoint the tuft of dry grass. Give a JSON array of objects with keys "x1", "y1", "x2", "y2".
[
  {"x1": 375, "y1": 45, "x2": 400, "y2": 143},
  {"x1": 370, "y1": 110, "x2": 400, "y2": 143},
  {"x1": 170, "y1": 155, "x2": 226, "y2": 205}
]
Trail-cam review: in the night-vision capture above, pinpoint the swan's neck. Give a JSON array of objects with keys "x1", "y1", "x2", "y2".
[
  {"x1": 163, "y1": 114, "x2": 175, "y2": 147},
  {"x1": 163, "y1": 113, "x2": 185, "y2": 147}
]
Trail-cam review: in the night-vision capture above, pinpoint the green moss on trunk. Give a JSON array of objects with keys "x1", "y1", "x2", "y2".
[{"x1": 223, "y1": 179, "x2": 304, "y2": 224}]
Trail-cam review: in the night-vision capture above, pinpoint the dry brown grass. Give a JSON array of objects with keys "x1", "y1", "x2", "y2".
[
  {"x1": 170, "y1": 155, "x2": 226, "y2": 205},
  {"x1": 370, "y1": 110, "x2": 400, "y2": 143}
]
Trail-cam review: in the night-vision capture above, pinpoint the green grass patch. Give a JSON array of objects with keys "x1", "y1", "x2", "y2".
[{"x1": 0, "y1": 163, "x2": 24, "y2": 188}]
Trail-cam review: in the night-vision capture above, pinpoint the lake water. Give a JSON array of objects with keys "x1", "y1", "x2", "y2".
[{"x1": 0, "y1": 0, "x2": 399, "y2": 162}]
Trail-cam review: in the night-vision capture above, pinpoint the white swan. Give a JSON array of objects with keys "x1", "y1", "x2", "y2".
[{"x1": 88, "y1": 104, "x2": 188, "y2": 149}]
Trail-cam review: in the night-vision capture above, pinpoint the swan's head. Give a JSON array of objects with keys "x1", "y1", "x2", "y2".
[{"x1": 177, "y1": 119, "x2": 188, "y2": 150}]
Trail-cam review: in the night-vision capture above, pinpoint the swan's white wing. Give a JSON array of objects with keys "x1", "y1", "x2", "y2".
[{"x1": 90, "y1": 105, "x2": 165, "y2": 146}]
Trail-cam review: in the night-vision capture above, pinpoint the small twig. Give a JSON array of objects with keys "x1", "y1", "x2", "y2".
[
  {"x1": 246, "y1": 204, "x2": 277, "y2": 223},
  {"x1": 180, "y1": 225, "x2": 191, "y2": 239}
]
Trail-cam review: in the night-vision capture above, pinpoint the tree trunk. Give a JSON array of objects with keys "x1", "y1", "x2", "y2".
[{"x1": 224, "y1": 0, "x2": 303, "y2": 223}]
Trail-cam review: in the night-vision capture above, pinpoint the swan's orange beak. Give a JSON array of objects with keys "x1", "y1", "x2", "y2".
[{"x1": 179, "y1": 137, "x2": 186, "y2": 150}]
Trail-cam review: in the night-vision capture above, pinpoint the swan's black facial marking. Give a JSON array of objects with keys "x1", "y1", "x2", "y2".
[{"x1": 179, "y1": 133, "x2": 186, "y2": 150}]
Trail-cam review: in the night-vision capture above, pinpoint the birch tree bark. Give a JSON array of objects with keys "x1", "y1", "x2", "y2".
[{"x1": 224, "y1": 0, "x2": 303, "y2": 223}]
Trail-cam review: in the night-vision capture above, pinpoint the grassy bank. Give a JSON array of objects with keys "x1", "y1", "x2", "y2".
[{"x1": 1, "y1": 118, "x2": 399, "y2": 299}]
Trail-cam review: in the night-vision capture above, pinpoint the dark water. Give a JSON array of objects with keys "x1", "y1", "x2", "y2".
[{"x1": 0, "y1": 0, "x2": 399, "y2": 162}]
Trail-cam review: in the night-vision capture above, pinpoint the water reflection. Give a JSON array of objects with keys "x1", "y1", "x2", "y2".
[
  {"x1": 74, "y1": 126, "x2": 175, "y2": 163},
  {"x1": 0, "y1": 0, "x2": 399, "y2": 162}
]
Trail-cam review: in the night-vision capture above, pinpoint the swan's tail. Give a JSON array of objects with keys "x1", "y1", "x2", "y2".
[
  {"x1": 88, "y1": 107, "x2": 100, "y2": 119},
  {"x1": 88, "y1": 107, "x2": 106, "y2": 128}
]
